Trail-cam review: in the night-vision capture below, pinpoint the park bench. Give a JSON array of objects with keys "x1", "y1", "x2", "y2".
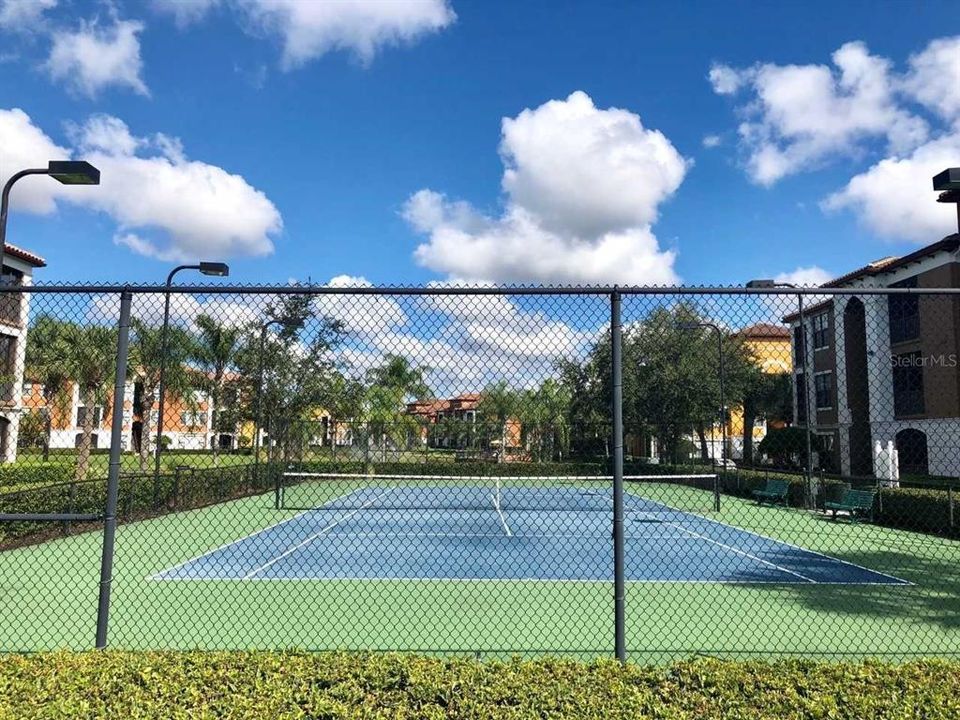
[
  {"x1": 824, "y1": 488, "x2": 876, "y2": 522},
  {"x1": 752, "y1": 478, "x2": 790, "y2": 506}
]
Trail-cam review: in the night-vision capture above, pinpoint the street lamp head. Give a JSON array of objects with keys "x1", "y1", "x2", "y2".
[
  {"x1": 932, "y1": 168, "x2": 960, "y2": 192},
  {"x1": 746, "y1": 279, "x2": 775, "y2": 289},
  {"x1": 676, "y1": 321, "x2": 702, "y2": 331},
  {"x1": 198, "y1": 261, "x2": 230, "y2": 277},
  {"x1": 47, "y1": 160, "x2": 100, "y2": 185},
  {"x1": 933, "y1": 168, "x2": 960, "y2": 206}
]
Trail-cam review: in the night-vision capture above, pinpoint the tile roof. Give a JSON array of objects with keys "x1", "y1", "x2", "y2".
[
  {"x1": 737, "y1": 322, "x2": 790, "y2": 339},
  {"x1": 3, "y1": 243, "x2": 46, "y2": 268}
]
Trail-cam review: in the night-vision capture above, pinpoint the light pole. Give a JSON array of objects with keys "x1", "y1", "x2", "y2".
[
  {"x1": 153, "y1": 262, "x2": 229, "y2": 494},
  {"x1": 747, "y1": 279, "x2": 814, "y2": 506},
  {"x1": 1, "y1": 161, "x2": 100, "y2": 268}
]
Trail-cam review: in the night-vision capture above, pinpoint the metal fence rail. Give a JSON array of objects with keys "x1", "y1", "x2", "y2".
[{"x1": 0, "y1": 282, "x2": 958, "y2": 662}]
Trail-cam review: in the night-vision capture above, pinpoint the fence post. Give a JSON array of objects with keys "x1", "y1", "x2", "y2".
[
  {"x1": 610, "y1": 288, "x2": 626, "y2": 664},
  {"x1": 95, "y1": 288, "x2": 132, "y2": 650},
  {"x1": 949, "y1": 485, "x2": 955, "y2": 530}
]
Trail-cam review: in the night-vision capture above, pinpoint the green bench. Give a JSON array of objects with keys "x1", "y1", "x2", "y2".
[
  {"x1": 752, "y1": 479, "x2": 790, "y2": 506},
  {"x1": 824, "y1": 488, "x2": 876, "y2": 522}
]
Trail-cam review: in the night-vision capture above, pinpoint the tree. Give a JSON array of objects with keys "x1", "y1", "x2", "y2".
[
  {"x1": 741, "y1": 369, "x2": 792, "y2": 466},
  {"x1": 58, "y1": 323, "x2": 118, "y2": 481},
  {"x1": 519, "y1": 379, "x2": 571, "y2": 462},
  {"x1": 234, "y1": 295, "x2": 345, "y2": 464},
  {"x1": 191, "y1": 314, "x2": 243, "y2": 466},
  {"x1": 17, "y1": 410, "x2": 45, "y2": 449},
  {"x1": 758, "y1": 427, "x2": 824, "y2": 468},
  {"x1": 477, "y1": 380, "x2": 518, "y2": 461},
  {"x1": 560, "y1": 302, "x2": 755, "y2": 465},
  {"x1": 129, "y1": 320, "x2": 194, "y2": 472},
  {"x1": 325, "y1": 373, "x2": 366, "y2": 459},
  {"x1": 24, "y1": 316, "x2": 72, "y2": 461},
  {"x1": 365, "y1": 355, "x2": 431, "y2": 456},
  {"x1": 556, "y1": 358, "x2": 607, "y2": 458}
]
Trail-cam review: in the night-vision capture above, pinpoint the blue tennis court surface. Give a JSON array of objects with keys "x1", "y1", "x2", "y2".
[{"x1": 153, "y1": 486, "x2": 909, "y2": 584}]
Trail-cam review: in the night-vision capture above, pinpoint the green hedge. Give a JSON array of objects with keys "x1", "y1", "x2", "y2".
[
  {"x1": 1, "y1": 652, "x2": 958, "y2": 719},
  {"x1": 0, "y1": 464, "x2": 276, "y2": 547},
  {"x1": 0, "y1": 463, "x2": 73, "y2": 489}
]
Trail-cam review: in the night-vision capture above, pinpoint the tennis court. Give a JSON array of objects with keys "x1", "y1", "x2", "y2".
[{"x1": 153, "y1": 473, "x2": 907, "y2": 585}]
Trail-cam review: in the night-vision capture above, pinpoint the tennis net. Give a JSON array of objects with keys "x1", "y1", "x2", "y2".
[{"x1": 276, "y1": 472, "x2": 720, "y2": 514}]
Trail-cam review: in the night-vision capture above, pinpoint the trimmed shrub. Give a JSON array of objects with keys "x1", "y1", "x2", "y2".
[
  {"x1": 0, "y1": 463, "x2": 73, "y2": 489},
  {"x1": 878, "y1": 486, "x2": 957, "y2": 536},
  {"x1": 1, "y1": 652, "x2": 959, "y2": 719},
  {"x1": 0, "y1": 464, "x2": 277, "y2": 548}
]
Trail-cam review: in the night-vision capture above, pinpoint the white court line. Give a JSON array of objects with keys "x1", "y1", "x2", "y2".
[
  {"x1": 665, "y1": 521, "x2": 816, "y2": 583},
  {"x1": 240, "y1": 491, "x2": 389, "y2": 579},
  {"x1": 320, "y1": 532, "x2": 696, "y2": 539},
  {"x1": 651, "y1": 499, "x2": 914, "y2": 586},
  {"x1": 155, "y1": 575, "x2": 908, "y2": 586},
  {"x1": 147, "y1": 505, "x2": 320, "y2": 580},
  {"x1": 622, "y1": 488, "x2": 912, "y2": 586},
  {"x1": 493, "y1": 494, "x2": 512, "y2": 537}
]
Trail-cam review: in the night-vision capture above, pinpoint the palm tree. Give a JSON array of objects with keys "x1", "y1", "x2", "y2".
[
  {"x1": 365, "y1": 355, "x2": 431, "y2": 457},
  {"x1": 24, "y1": 316, "x2": 72, "y2": 462},
  {"x1": 478, "y1": 380, "x2": 518, "y2": 462},
  {"x1": 367, "y1": 355, "x2": 430, "y2": 399},
  {"x1": 129, "y1": 320, "x2": 193, "y2": 472},
  {"x1": 191, "y1": 314, "x2": 242, "y2": 467},
  {"x1": 58, "y1": 323, "x2": 119, "y2": 481}
]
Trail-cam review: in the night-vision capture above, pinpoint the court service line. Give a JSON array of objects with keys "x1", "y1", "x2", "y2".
[
  {"x1": 241, "y1": 491, "x2": 390, "y2": 579},
  {"x1": 665, "y1": 522, "x2": 817, "y2": 583},
  {"x1": 493, "y1": 494, "x2": 512, "y2": 537},
  {"x1": 147, "y1": 505, "x2": 322, "y2": 580},
  {"x1": 621, "y1": 488, "x2": 911, "y2": 585}
]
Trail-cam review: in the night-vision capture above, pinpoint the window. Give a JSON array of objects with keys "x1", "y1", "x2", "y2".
[
  {"x1": 795, "y1": 373, "x2": 807, "y2": 424},
  {"x1": 180, "y1": 411, "x2": 207, "y2": 427},
  {"x1": 814, "y1": 372, "x2": 833, "y2": 409},
  {"x1": 818, "y1": 433, "x2": 835, "y2": 453},
  {"x1": 0, "y1": 334, "x2": 15, "y2": 402},
  {"x1": 893, "y1": 351, "x2": 925, "y2": 416},
  {"x1": 76, "y1": 405, "x2": 104, "y2": 427},
  {"x1": 888, "y1": 277, "x2": 919, "y2": 344},
  {"x1": 811, "y1": 314, "x2": 829, "y2": 349}
]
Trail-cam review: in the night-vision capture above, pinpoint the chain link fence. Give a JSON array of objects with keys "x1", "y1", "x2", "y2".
[{"x1": 1, "y1": 283, "x2": 958, "y2": 661}]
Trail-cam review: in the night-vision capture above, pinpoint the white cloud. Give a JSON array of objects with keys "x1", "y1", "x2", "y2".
[
  {"x1": 155, "y1": 0, "x2": 455, "y2": 68},
  {"x1": 0, "y1": 108, "x2": 69, "y2": 214},
  {"x1": 708, "y1": 64, "x2": 745, "y2": 95},
  {"x1": 774, "y1": 266, "x2": 833, "y2": 287},
  {"x1": 152, "y1": 0, "x2": 221, "y2": 27},
  {"x1": 713, "y1": 35, "x2": 960, "y2": 243},
  {"x1": 45, "y1": 18, "x2": 149, "y2": 97},
  {"x1": 0, "y1": 108, "x2": 282, "y2": 261},
  {"x1": 404, "y1": 91, "x2": 687, "y2": 285},
  {"x1": 702, "y1": 134, "x2": 721, "y2": 148},
  {"x1": 0, "y1": 0, "x2": 56, "y2": 29},
  {"x1": 902, "y1": 36, "x2": 960, "y2": 124},
  {"x1": 822, "y1": 131, "x2": 960, "y2": 242},
  {"x1": 714, "y1": 41, "x2": 929, "y2": 185},
  {"x1": 88, "y1": 292, "x2": 259, "y2": 329},
  {"x1": 314, "y1": 275, "x2": 408, "y2": 335}
]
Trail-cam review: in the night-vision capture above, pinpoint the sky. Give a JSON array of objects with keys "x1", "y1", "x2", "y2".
[{"x1": 0, "y1": 0, "x2": 958, "y2": 289}]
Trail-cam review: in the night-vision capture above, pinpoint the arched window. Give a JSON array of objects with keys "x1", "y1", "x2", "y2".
[{"x1": 896, "y1": 428, "x2": 928, "y2": 476}]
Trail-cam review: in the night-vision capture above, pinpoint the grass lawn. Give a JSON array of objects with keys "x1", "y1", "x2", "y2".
[{"x1": 2, "y1": 476, "x2": 958, "y2": 661}]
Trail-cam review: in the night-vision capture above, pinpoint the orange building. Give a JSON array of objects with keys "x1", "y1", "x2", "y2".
[{"x1": 407, "y1": 392, "x2": 522, "y2": 454}]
